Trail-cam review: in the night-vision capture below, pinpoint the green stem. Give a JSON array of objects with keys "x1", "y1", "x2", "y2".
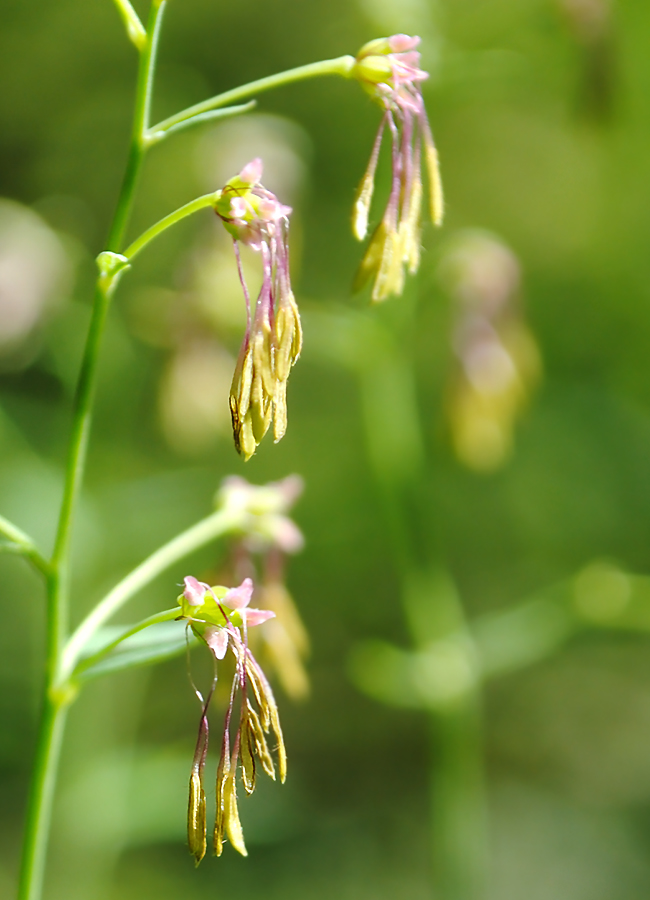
[
  {"x1": 60, "y1": 506, "x2": 244, "y2": 679},
  {"x1": 49, "y1": 281, "x2": 112, "y2": 676},
  {"x1": 17, "y1": 7, "x2": 168, "y2": 900},
  {"x1": 150, "y1": 55, "x2": 356, "y2": 138},
  {"x1": 358, "y1": 300, "x2": 489, "y2": 900},
  {"x1": 123, "y1": 192, "x2": 219, "y2": 261},
  {"x1": 111, "y1": 0, "x2": 146, "y2": 50},
  {"x1": 0, "y1": 514, "x2": 50, "y2": 576},
  {"x1": 146, "y1": 101, "x2": 256, "y2": 146},
  {"x1": 17, "y1": 699, "x2": 69, "y2": 900},
  {"x1": 430, "y1": 699, "x2": 488, "y2": 900},
  {"x1": 107, "y1": 0, "x2": 167, "y2": 250},
  {"x1": 73, "y1": 607, "x2": 180, "y2": 679}
]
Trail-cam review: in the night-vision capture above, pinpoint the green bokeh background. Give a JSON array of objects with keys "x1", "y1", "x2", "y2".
[{"x1": 4, "y1": 0, "x2": 650, "y2": 898}]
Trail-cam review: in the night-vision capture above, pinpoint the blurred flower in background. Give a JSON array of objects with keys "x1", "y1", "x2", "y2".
[
  {"x1": 0, "y1": 199, "x2": 73, "y2": 370},
  {"x1": 558, "y1": 0, "x2": 611, "y2": 45},
  {"x1": 555, "y1": 0, "x2": 615, "y2": 118},
  {"x1": 159, "y1": 338, "x2": 235, "y2": 455},
  {"x1": 439, "y1": 230, "x2": 541, "y2": 471},
  {"x1": 215, "y1": 475, "x2": 310, "y2": 701}
]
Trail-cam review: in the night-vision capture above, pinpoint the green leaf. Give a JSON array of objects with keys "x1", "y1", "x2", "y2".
[{"x1": 77, "y1": 620, "x2": 197, "y2": 680}]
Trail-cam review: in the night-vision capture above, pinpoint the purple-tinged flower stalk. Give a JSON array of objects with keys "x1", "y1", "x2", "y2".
[
  {"x1": 214, "y1": 159, "x2": 302, "y2": 460},
  {"x1": 351, "y1": 35, "x2": 444, "y2": 302},
  {"x1": 179, "y1": 575, "x2": 286, "y2": 862}
]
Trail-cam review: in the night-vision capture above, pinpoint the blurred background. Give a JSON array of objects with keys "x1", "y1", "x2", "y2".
[{"x1": 4, "y1": 0, "x2": 650, "y2": 898}]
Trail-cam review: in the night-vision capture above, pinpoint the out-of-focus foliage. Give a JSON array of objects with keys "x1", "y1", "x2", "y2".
[{"x1": 4, "y1": 0, "x2": 650, "y2": 898}]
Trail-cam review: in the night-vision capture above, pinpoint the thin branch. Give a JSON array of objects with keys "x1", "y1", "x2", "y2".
[
  {"x1": 0, "y1": 514, "x2": 50, "y2": 576},
  {"x1": 111, "y1": 0, "x2": 146, "y2": 51},
  {"x1": 122, "y1": 192, "x2": 219, "y2": 262},
  {"x1": 60, "y1": 507, "x2": 245, "y2": 679},
  {"x1": 72, "y1": 607, "x2": 180, "y2": 679},
  {"x1": 150, "y1": 55, "x2": 356, "y2": 136},
  {"x1": 147, "y1": 101, "x2": 257, "y2": 145}
]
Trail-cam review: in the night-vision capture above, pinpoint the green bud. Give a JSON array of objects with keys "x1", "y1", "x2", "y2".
[
  {"x1": 357, "y1": 37, "x2": 392, "y2": 57},
  {"x1": 354, "y1": 55, "x2": 393, "y2": 86}
]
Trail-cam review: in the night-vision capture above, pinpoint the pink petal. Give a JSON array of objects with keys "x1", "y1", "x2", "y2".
[
  {"x1": 224, "y1": 577, "x2": 254, "y2": 609},
  {"x1": 183, "y1": 575, "x2": 209, "y2": 606},
  {"x1": 230, "y1": 197, "x2": 248, "y2": 218},
  {"x1": 242, "y1": 608, "x2": 276, "y2": 627},
  {"x1": 258, "y1": 196, "x2": 293, "y2": 222},
  {"x1": 204, "y1": 625, "x2": 229, "y2": 659},
  {"x1": 389, "y1": 34, "x2": 420, "y2": 53},
  {"x1": 269, "y1": 516, "x2": 305, "y2": 554},
  {"x1": 275, "y1": 474, "x2": 304, "y2": 508},
  {"x1": 239, "y1": 158, "x2": 263, "y2": 185}
]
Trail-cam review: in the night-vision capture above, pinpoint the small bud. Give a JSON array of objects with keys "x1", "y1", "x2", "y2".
[
  {"x1": 355, "y1": 55, "x2": 394, "y2": 86},
  {"x1": 357, "y1": 36, "x2": 393, "y2": 58}
]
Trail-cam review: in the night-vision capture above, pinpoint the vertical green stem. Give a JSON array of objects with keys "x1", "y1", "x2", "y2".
[
  {"x1": 48, "y1": 282, "x2": 112, "y2": 672},
  {"x1": 17, "y1": 6, "x2": 167, "y2": 900},
  {"x1": 358, "y1": 297, "x2": 488, "y2": 900},
  {"x1": 107, "y1": 0, "x2": 166, "y2": 251},
  {"x1": 430, "y1": 700, "x2": 488, "y2": 900},
  {"x1": 17, "y1": 699, "x2": 69, "y2": 900}
]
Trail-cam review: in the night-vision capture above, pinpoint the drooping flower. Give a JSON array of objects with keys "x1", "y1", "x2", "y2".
[
  {"x1": 178, "y1": 575, "x2": 285, "y2": 862},
  {"x1": 213, "y1": 159, "x2": 302, "y2": 460},
  {"x1": 351, "y1": 35, "x2": 444, "y2": 302}
]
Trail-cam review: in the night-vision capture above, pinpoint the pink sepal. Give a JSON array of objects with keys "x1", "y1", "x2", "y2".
[
  {"x1": 270, "y1": 516, "x2": 305, "y2": 554},
  {"x1": 389, "y1": 34, "x2": 420, "y2": 52},
  {"x1": 203, "y1": 625, "x2": 229, "y2": 659},
  {"x1": 183, "y1": 575, "x2": 209, "y2": 606},
  {"x1": 224, "y1": 577, "x2": 254, "y2": 609},
  {"x1": 239, "y1": 158, "x2": 263, "y2": 185},
  {"x1": 242, "y1": 608, "x2": 276, "y2": 627}
]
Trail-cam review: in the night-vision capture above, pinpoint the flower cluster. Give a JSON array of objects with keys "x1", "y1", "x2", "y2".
[
  {"x1": 214, "y1": 159, "x2": 302, "y2": 460},
  {"x1": 351, "y1": 34, "x2": 444, "y2": 301},
  {"x1": 179, "y1": 575, "x2": 286, "y2": 863}
]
